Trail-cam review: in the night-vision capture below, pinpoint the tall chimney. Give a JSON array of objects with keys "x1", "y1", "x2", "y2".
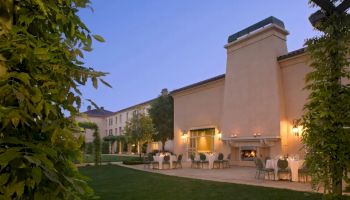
[
  {"x1": 161, "y1": 88, "x2": 168, "y2": 96},
  {"x1": 221, "y1": 16, "x2": 289, "y2": 153}
]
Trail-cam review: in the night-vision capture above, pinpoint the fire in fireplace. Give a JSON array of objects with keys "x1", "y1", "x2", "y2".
[{"x1": 240, "y1": 147, "x2": 257, "y2": 161}]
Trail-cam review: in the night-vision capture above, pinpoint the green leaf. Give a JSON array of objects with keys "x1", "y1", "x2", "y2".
[
  {"x1": 11, "y1": 72, "x2": 30, "y2": 86},
  {"x1": 34, "y1": 0, "x2": 48, "y2": 15},
  {"x1": 99, "y1": 78, "x2": 112, "y2": 88},
  {"x1": 14, "y1": 181, "x2": 25, "y2": 197},
  {"x1": 92, "y1": 77, "x2": 98, "y2": 89},
  {"x1": 32, "y1": 167, "x2": 42, "y2": 184},
  {"x1": 93, "y1": 34, "x2": 105, "y2": 42},
  {"x1": 11, "y1": 117, "x2": 19, "y2": 128},
  {"x1": 0, "y1": 174, "x2": 9, "y2": 186},
  {"x1": 0, "y1": 149, "x2": 21, "y2": 167},
  {"x1": 82, "y1": 46, "x2": 93, "y2": 52},
  {"x1": 0, "y1": 55, "x2": 6, "y2": 61}
]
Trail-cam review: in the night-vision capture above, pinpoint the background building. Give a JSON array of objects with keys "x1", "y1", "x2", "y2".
[{"x1": 76, "y1": 97, "x2": 174, "y2": 154}]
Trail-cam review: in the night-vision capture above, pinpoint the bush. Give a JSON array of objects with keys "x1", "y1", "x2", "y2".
[
  {"x1": 85, "y1": 142, "x2": 93, "y2": 154},
  {"x1": 102, "y1": 141, "x2": 110, "y2": 154},
  {"x1": 122, "y1": 160, "x2": 144, "y2": 165}
]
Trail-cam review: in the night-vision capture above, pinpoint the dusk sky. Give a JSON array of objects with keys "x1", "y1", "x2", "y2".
[{"x1": 78, "y1": 1, "x2": 318, "y2": 112}]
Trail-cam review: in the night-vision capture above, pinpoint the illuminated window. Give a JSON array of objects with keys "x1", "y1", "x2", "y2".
[
  {"x1": 151, "y1": 142, "x2": 159, "y2": 150},
  {"x1": 188, "y1": 128, "x2": 215, "y2": 156}
]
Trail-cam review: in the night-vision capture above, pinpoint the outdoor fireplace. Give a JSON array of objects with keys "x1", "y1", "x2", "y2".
[{"x1": 240, "y1": 147, "x2": 257, "y2": 161}]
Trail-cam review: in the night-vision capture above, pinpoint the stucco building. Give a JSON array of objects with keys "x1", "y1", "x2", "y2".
[
  {"x1": 171, "y1": 16, "x2": 312, "y2": 166},
  {"x1": 76, "y1": 90, "x2": 174, "y2": 154},
  {"x1": 77, "y1": 16, "x2": 337, "y2": 165}
]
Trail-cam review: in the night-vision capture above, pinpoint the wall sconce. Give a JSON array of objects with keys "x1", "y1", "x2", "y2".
[
  {"x1": 253, "y1": 132, "x2": 261, "y2": 137},
  {"x1": 181, "y1": 130, "x2": 188, "y2": 141},
  {"x1": 231, "y1": 134, "x2": 237, "y2": 138},
  {"x1": 292, "y1": 119, "x2": 300, "y2": 137},
  {"x1": 217, "y1": 133, "x2": 222, "y2": 140}
]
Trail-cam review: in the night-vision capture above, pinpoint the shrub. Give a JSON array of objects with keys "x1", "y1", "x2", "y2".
[
  {"x1": 85, "y1": 142, "x2": 93, "y2": 154},
  {"x1": 102, "y1": 141, "x2": 110, "y2": 154},
  {"x1": 122, "y1": 160, "x2": 144, "y2": 165}
]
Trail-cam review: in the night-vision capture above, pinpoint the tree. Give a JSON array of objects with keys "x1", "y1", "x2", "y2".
[
  {"x1": 0, "y1": 0, "x2": 109, "y2": 199},
  {"x1": 302, "y1": 1, "x2": 350, "y2": 199},
  {"x1": 124, "y1": 112, "x2": 154, "y2": 155},
  {"x1": 78, "y1": 122, "x2": 101, "y2": 166},
  {"x1": 149, "y1": 90, "x2": 174, "y2": 151}
]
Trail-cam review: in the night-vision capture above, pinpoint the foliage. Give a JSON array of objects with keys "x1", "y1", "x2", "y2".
[
  {"x1": 302, "y1": 1, "x2": 350, "y2": 199},
  {"x1": 122, "y1": 160, "x2": 144, "y2": 165},
  {"x1": 148, "y1": 92, "x2": 174, "y2": 151},
  {"x1": 103, "y1": 135, "x2": 127, "y2": 142},
  {"x1": 78, "y1": 122, "x2": 101, "y2": 166},
  {"x1": 0, "y1": 0, "x2": 109, "y2": 199},
  {"x1": 124, "y1": 112, "x2": 154, "y2": 150},
  {"x1": 83, "y1": 154, "x2": 138, "y2": 163},
  {"x1": 102, "y1": 141, "x2": 110, "y2": 154},
  {"x1": 85, "y1": 142, "x2": 93, "y2": 154}
]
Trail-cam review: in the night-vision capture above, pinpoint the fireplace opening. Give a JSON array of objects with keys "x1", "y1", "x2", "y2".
[{"x1": 240, "y1": 147, "x2": 257, "y2": 161}]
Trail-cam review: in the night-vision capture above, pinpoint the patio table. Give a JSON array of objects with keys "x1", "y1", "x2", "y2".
[
  {"x1": 153, "y1": 155, "x2": 177, "y2": 169},
  {"x1": 265, "y1": 159, "x2": 305, "y2": 181},
  {"x1": 205, "y1": 153, "x2": 216, "y2": 169},
  {"x1": 288, "y1": 159, "x2": 304, "y2": 182},
  {"x1": 195, "y1": 153, "x2": 217, "y2": 169}
]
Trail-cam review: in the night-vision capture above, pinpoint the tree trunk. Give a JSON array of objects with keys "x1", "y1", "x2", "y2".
[
  {"x1": 162, "y1": 140, "x2": 166, "y2": 152},
  {"x1": 331, "y1": 165, "x2": 343, "y2": 198}
]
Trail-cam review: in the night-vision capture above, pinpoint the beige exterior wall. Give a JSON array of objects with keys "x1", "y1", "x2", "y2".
[
  {"x1": 171, "y1": 22, "x2": 316, "y2": 166},
  {"x1": 172, "y1": 78, "x2": 225, "y2": 160},
  {"x1": 280, "y1": 53, "x2": 310, "y2": 158},
  {"x1": 75, "y1": 115, "x2": 107, "y2": 143},
  {"x1": 219, "y1": 25, "x2": 289, "y2": 166}
]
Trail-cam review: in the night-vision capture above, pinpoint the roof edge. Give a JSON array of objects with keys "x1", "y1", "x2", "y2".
[
  {"x1": 113, "y1": 98, "x2": 156, "y2": 114},
  {"x1": 277, "y1": 48, "x2": 306, "y2": 61},
  {"x1": 170, "y1": 74, "x2": 225, "y2": 95}
]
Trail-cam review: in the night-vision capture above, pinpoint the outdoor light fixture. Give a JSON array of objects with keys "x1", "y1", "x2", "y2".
[
  {"x1": 181, "y1": 130, "x2": 188, "y2": 141},
  {"x1": 217, "y1": 133, "x2": 222, "y2": 140},
  {"x1": 292, "y1": 119, "x2": 300, "y2": 137},
  {"x1": 231, "y1": 134, "x2": 238, "y2": 138},
  {"x1": 253, "y1": 132, "x2": 261, "y2": 137}
]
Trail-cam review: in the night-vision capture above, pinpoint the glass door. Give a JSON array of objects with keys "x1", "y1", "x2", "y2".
[{"x1": 188, "y1": 128, "x2": 215, "y2": 157}]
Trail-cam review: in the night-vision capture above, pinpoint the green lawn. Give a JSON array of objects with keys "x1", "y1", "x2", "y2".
[
  {"x1": 83, "y1": 154, "x2": 140, "y2": 163},
  {"x1": 80, "y1": 165, "x2": 322, "y2": 200}
]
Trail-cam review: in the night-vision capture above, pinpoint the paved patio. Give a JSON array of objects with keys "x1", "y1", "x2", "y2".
[{"x1": 116, "y1": 162, "x2": 315, "y2": 193}]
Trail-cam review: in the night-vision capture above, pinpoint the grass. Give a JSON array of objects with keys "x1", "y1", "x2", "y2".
[
  {"x1": 80, "y1": 165, "x2": 322, "y2": 200},
  {"x1": 83, "y1": 154, "x2": 140, "y2": 163}
]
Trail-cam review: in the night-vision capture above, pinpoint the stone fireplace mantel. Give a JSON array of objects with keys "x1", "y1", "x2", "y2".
[{"x1": 222, "y1": 136, "x2": 280, "y2": 147}]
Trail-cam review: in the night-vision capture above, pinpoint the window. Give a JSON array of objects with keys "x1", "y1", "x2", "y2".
[
  {"x1": 126, "y1": 112, "x2": 129, "y2": 120},
  {"x1": 151, "y1": 142, "x2": 159, "y2": 150},
  {"x1": 188, "y1": 128, "x2": 215, "y2": 156},
  {"x1": 119, "y1": 127, "x2": 122, "y2": 134},
  {"x1": 108, "y1": 118, "x2": 113, "y2": 126},
  {"x1": 109, "y1": 129, "x2": 113, "y2": 136},
  {"x1": 115, "y1": 116, "x2": 118, "y2": 124},
  {"x1": 119, "y1": 114, "x2": 122, "y2": 123},
  {"x1": 105, "y1": 130, "x2": 107, "y2": 136},
  {"x1": 115, "y1": 128, "x2": 118, "y2": 135}
]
